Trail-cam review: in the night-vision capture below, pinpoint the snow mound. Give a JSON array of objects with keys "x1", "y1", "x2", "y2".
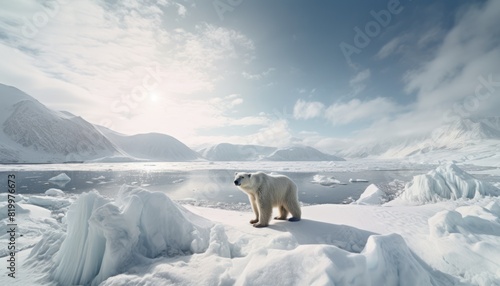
[
  {"x1": 45, "y1": 188, "x2": 65, "y2": 196},
  {"x1": 236, "y1": 233, "x2": 451, "y2": 286},
  {"x1": 428, "y1": 201, "x2": 500, "y2": 285},
  {"x1": 354, "y1": 184, "x2": 387, "y2": 205},
  {"x1": 311, "y1": 174, "x2": 346, "y2": 186},
  {"x1": 393, "y1": 163, "x2": 500, "y2": 204},
  {"x1": 41, "y1": 186, "x2": 213, "y2": 286},
  {"x1": 48, "y1": 173, "x2": 71, "y2": 182}
]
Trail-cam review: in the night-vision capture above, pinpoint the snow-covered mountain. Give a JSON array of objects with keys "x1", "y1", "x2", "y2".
[
  {"x1": 199, "y1": 143, "x2": 345, "y2": 161},
  {"x1": 0, "y1": 84, "x2": 201, "y2": 163},
  {"x1": 264, "y1": 146, "x2": 345, "y2": 161},
  {"x1": 0, "y1": 84, "x2": 121, "y2": 163},
  {"x1": 199, "y1": 143, "x2": 276, "y2": 161},
  {"x1": 98, "y1": 126, "x2": 201, "y2": 162},
  {"x1": 338, "y1": 117, "x2": 500, "y2": 164}
]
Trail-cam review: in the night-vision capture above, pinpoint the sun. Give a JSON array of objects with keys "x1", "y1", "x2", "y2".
[{"x1": 149, "y1": 93, "x2": 159, "y2": 102}]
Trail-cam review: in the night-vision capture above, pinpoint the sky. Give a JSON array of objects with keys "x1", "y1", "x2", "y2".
[{"x1": 0, "y1": 0, "x2": 499, "y2": 152}]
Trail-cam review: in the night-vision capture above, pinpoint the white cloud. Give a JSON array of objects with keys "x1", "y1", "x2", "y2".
[
  {"x1": 324, "y1": 97, "x2": 398, "y2": 125},
  {"x1": 376, "y1": 37, "x2": 403, "y2": 60},
  {"x1": 249, "y1": 119, "x2": 293, "y2": 147},
  {"x1": 403, "y1": 0, "x2": 500, "y2": 119},
  {"x1": 242, "y1": 68, "x2": 275, "y2": 80},
  {"x1": 349, "y1": 69, "x2": 371, "y2": 96},
  {"x1": 349, "y1": 69, "x2": 371, "y2": 85},
  {"x1": 320, "y1": 0, "x2": 500, "y2": 150},
  {"x1": 0, "y1": 0, "x2": 256, "y2": 145},
  {"x1": 176, "y1": 3, "x2": 187, "y2": 17},
  {"x1": 293, "y1": 99, "x2": 325, "y2": 120}
]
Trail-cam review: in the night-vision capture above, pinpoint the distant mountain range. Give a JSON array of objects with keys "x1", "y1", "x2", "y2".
[
  {"x1": 336, "y1": 117, "x2": 500, "y2": 163},
  {"x1": 0, "y1": 84, "x2": 344, "y2": 163},
  {"x1": 97, "y1": 126, "x2": 200, "y2": 162},
  {"x1": 199, "y1": 143, "x2": 345, "y2": 161},
  {"x1": 0, "y1": 84, "x2": 202, "y2": 163}
]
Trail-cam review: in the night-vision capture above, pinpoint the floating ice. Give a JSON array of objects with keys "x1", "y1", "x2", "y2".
[
  {"x1": 45, "y1": 188, "x2": 65, "y2": 197},
  {"x1": 311, "y1": 174, "x2": 347, "y2": 186},
  {"x1": 48, "y1": 173, "x2": 71, "y2": 182},
  {"x1": 349, "y1": 178, "x2": 369, "y2": 183},
  {"x1": 27, "y1": 195, "x2": 72, "y2": 209}
]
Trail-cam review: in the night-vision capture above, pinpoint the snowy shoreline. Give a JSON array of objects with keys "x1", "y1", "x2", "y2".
[{"x1": 1, "y1": 162, "x2": 499, "y2": 285}]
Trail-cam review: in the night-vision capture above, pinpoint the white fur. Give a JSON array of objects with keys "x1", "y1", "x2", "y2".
[{"x1": 234, "y1": 172, "x2": 301, "y2": 227}]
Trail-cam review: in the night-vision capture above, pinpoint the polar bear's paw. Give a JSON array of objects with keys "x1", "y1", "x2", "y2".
[
  {"x1": 253, "y1": 223, "x2": 269, "y2": 228},
  {"x1": 274, "y1": 216, "x2": 287, "y2": 220},
  {"x1": 288, "y1": 217, "x2": 301, "y2": 222},
  {"x1": 249, "y1": 219, "x2": 259, "y2": 224}
]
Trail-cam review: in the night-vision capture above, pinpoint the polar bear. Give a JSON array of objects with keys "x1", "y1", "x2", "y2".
[{"x1": 234, "y1": 172, "x2": 301, "y2": 227}]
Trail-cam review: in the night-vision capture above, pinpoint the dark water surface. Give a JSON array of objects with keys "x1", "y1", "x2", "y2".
[{"x1": 1, "y1": 167, "x2": 433, "y2": 204}]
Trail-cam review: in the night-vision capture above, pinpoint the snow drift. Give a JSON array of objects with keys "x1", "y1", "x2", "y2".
[
  {"x1": 391, "y1": 163, "x2": 500, "y2": 204},
  {"x1": 235, "y1": 233, "x2": 452, "y2": 286},
  {"x1": 32, "y1": 186, "x2": 212, "y2": 286},
  {"x1": 428, "y1": 201, "x2": 500, "y2": 285}
]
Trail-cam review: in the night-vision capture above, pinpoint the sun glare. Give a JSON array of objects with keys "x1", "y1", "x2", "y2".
[{"x1": 149, "y1": 93, "x2": 159, "y2": 102}]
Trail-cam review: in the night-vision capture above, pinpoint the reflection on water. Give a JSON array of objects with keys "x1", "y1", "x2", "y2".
[{"x1": 1, "y1": 167, "x2": 434, "y2": 204}]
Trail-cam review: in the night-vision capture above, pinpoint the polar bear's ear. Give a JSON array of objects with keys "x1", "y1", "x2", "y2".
[{"x1": 235, "y1": 172, "x2": 238, "y2": 176}]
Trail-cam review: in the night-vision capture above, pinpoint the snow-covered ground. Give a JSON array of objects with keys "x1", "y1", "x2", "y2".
[{"x1": 1, "y1": 161, "x2": 499, "y2": 285}]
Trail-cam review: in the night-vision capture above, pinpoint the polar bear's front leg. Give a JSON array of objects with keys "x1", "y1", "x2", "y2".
[
  {"x1": 248, "y1": 194, "x2": 259, "y2": 224},
  {"x1": 254, "y1": 199, "x2": 272, "y2": 228}
]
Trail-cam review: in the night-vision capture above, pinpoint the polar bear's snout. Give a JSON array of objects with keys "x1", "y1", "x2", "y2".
[{"x1": 234, "y1": 179, "x2": 241, "y2": 186}]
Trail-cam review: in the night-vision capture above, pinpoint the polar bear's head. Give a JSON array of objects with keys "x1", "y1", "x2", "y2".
[{"x1": 234, "y1": 172, "x2": 252, "y2": 187}]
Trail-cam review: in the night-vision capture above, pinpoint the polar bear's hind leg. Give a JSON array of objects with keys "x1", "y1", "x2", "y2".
[{"x1": 274, "y1": 206, "x2": 288, "y2": 220}]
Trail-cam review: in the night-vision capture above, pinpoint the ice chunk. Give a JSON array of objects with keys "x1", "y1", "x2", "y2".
[
  {"x1": 311, "y1": 174, "x2": 346, "y2": 186},
  {"x1": 45, "y1": 188, "x2": 65, "y2": 197},
  {"x1": 48, "y1": 173, "x2": 71, "y2": 182},
  {"x1": 349, "y1": 178, "x2": 369, "y2": 183},
  {"x1": 50, "y1": 186, "x2": 212, "y2": 285},
  {"x1": 354, "y1": 184, "x2": 386, "y2": 205},
  {"x1": 27, "y1": 195, "x2": 72, "y2": 209},
  {"x1": 393, "y1": 163, "x2": 500, "y2": 204}
]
